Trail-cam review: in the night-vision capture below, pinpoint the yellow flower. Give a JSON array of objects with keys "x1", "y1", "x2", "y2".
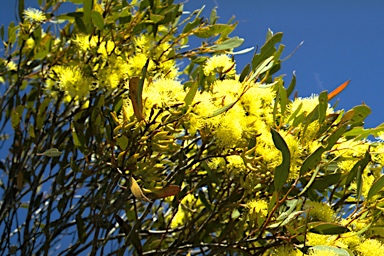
[
  {"x1": 6, "y1": 61, "x2": 17, "y2": 71},
  {"x1": 97, "y1": 40, "x2": 115, "y2": 57},
  {"x1": 304, "y1": 201, "x2": 335, "y2": 222},
  {"x1": 271, "y1": 244, "x2": 296, "y2": 256},
  {"x1": 23, "y1": 8, "x2": 46, "y2": 23},
  {"x1": 52, "y1": 65, "x2": 91, "y2": 101},
  {"x1": 214, "y1": 110, "x2": 245, "y2": 148},
  {"x1": 357, "y1": 239, "x2": 384, "y2": 256},
  {"x1": 246, "y1": 199, "x2": 268, "y2": 218},
  {"x1": 306, "y1": 233, "x2": 332, "y2": 246},
  {"x1": 143, "y1": 78, "x2": 185, "y2": 109},
  {"x1": 227, "y1": 155, "x2": 246, "y2": 172},
  {"x1": 203, "y1": 54, "x2": 236, "y2": 76}
]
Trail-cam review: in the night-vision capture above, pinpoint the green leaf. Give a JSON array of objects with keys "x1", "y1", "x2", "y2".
[
  {"x1": 72, "y1": 124, "x2": 86, "y2": 150},
  {"x1": 277, "y1": 80, "x2": 288, "y2": 116},
  {"x1": 318, "y1": 91, "x2": 328, "y2": 124},
  {"x1": 286, "y1": 71, "x2": 296, "y2": 97},
  {"x1": 83, "y1": 0, "x2": 93, "y2": 33},
  {"x1": 18, "y1": 0, "x2": 25, "y2": 22},
  {"x1": 239, "y1": 64, "x2": 250, "y2": 82},
  {"x1": 276, "y1": 199, "x2": 302, "y2": 221},
  {"x1": 300, "y1": 124, "x2": 347, "y2": 175},
  {"x1": 345, "y1": 151, "x2": 371, "y2": 187},
  {"x1": 280, "y1": 211, "x2": 304, "y2": 227},
  {"x1": 209, "y1": 7, "x2": 217, "y2": 25},
  {"x1": 201, "y1": 161, "x2": 219, "y2": 184},
  {"x1": 116, "y1": 135, "x2": 129, "y2": 150},
  {"x1": 349, "y1": 105, "x2": 371, "y2": 126},
  {"x1": 287, "y1": 102, "x2": 303, "y2": 124},
  {"x1": 37, "y1": 148, "x2": 63, "y2": 157},
  {"x1": 75, "y1": 16, "x2": 87, "y2": 33},
  {"x1": 356, "y1": 165, "x2": 363, "y2": 201},
  {"x1": 308, "y1": 222, "x2": 350, "y2": 235},
  {"x1": 249, "y1": 56, "x2": 274, "y2": 81},
  {"x1": 310, "y1": 245, "x2": 353, "y2": 256},
  {"x1": 128, "y1": 176, "x2": 152, "y2": 202},
  {"x1": 271, "y1": 128, "x2": 291, "y2": 192},
  {"x1": 198, "y1": 190, "x2": 213, "y2": 211},
  {"x1": 211, "y1": 36, "x2": 244, "y2": 51},
  {"x1": 76, "y1": 214, "x2": 87, "y2": 244},
  {"x1": 251, "y1": 32, "x2": 283, "y2": 70},
  {"x1": 182, "y1": 17, "x2": 202, "y2": 34},
  {"x1": 35, "y1": 36, "x2": 52, "y2": 59},
  {"x1": 344, "y1": 125, "x2": 384, "y2": 140},
  {"x1": 11, "y1": 109, "x2": 20, "y2": 129},
  {"x1": 310, "y1": 173, "x2": 341, "y2": 190},
  {"x1": 91, "y1": 11, "x2": 104, "y2": 30},
  {"x1": 206, "y1": 101, "x2": 236, "y2": 118},
  {"x1": 184, "y1": 80, "x2": 199, "y2": 107},
  {"x1": 149, "y1": 13, "x2": 164, "y2": 23},
  {"x1": 367, "y1": 175, "x2": 384, "y2": 201},
  {"x1": 194, "y1": 24, "x2": 230, "y2": 38}
]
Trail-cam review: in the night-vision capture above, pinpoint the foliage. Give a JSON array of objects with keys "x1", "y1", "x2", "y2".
[{"x1": 1, "y1": 0, "x2": 384, "y2": 255}]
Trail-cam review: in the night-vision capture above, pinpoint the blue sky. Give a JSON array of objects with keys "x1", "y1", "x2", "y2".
[{"x1": 1, "y1": 0, "x2": 383, "y2": 128}]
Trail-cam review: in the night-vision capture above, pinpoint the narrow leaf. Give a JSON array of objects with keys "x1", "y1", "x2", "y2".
[
  {"x1": 91, "y1": 10, "x2": 104, "y2": 30},
  {"x1": 318, "y1": 91, "x2": 328, "y2": 124},
  {"x1": 310, "y1": 245, "x2": 352, "y2": 256},
  {"x1": 128, "y1": 176, "x2": 152, "y2": 202},
  {"x1": 271, "y1": 128, "x2": 291, "y2": 192},
  {"x1": 367, "y1": 175, "x2": 384, "y2": 201},
  {"x1": 128, "y1": 77, "x2": 144, "y2": 121},
  {"x1": 37, "y1": 148, "x2": 63, "y2": 157},
  {"x1": 76, "y1": 214, "x2": 87, "y2": 244},
  {"x1": 184, "y1": 80, "x2": 199, "y2": 106},
  {"x1": 211, "y1": 36, "x2": 244, "y2": 51},
  {"x1": 308, "y1": 222, "x2": 350, "y2": 235},
  {"x1": 250, "y1": 56, "x2": 274, "y2": 81},
  {"x1": 286, "y1": 71, "x2": 296, "y2": 97},
  {"x1": 206, "y1": 101, "x2": 236, "y2": 118},
  {"x1": 239, "y1": 64, "x2": 250, "y2": 82},
  {"x1": 251, "y1": 32, "x2": 283, "y2": 69}
]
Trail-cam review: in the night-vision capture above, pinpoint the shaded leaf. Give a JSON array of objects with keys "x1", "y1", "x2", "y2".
[
  {"x1": 271, "y1": 128, "x2": 290, "y2": 192},
  {"x1": 239, "y1": 64, "x2": 250, "y2": 82},
  {"x1": 76, "y1": 214, "x2": 87, "y2": 244},
  {"x1": 128, "y1": 77, "x2": 145, "y2": 121},
  {"x1": 345, "y1": 151, "x2": 371, "y2": 187},
  {"x1": 184, "y1": 80, "x2": 199, "y2": 107},
  {"x1": 37, "y1": 148, "x2": 63, "y2": 157},
  {"x1": 308, "y1": 222, "x2": 349, "y2": 235},
  {"x1": 318, "y1": 91, "x2": 328, "y2": 124},
  {"x1": 91, "y1": 10, "x2": 104, "y2": 30},
  {"x1": 151, "y1": 185, "x2": 181, "y2": 199}
]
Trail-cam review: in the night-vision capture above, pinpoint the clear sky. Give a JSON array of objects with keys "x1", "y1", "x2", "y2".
[{"x1": 1, "y1": 0, "x2": 383, "y2": 128}]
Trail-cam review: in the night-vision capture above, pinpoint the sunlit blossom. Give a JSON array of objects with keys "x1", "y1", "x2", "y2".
[
  {"x1": 203, "y1": 54, "x2": 236, "y2": 76},
  {"x1": 23, "y1": 8, "x2": 46, "y2": 23}
]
